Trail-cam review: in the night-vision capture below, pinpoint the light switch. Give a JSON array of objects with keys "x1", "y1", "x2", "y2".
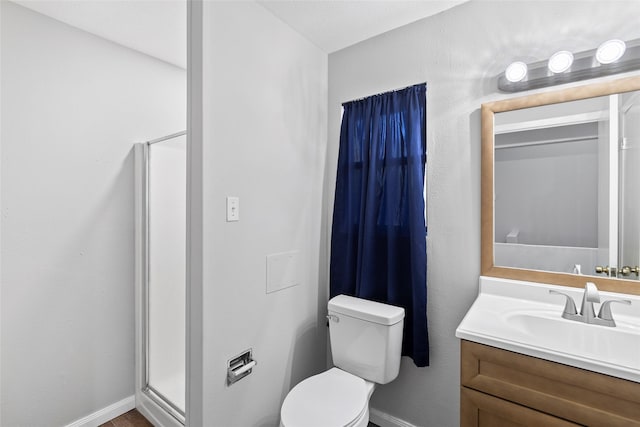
[{"x1": 227, "y1": 197, "x2": 239, "y2": 222}]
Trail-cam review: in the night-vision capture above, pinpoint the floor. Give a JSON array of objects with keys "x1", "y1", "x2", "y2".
[
  {"x1": 101, "y1": 409, "x2": 381, "y2": 426},
  {"x1": 99, "y1": 410, "x2": 153, "y2": 427}
]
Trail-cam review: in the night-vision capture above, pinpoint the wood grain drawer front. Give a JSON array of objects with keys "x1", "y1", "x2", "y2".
[
  {"x1": 461, "y1": 340, "x2": 640, "y2": 427},
  {"x1": 461, "y1": 387, "x2": 582, "y2": 427}
]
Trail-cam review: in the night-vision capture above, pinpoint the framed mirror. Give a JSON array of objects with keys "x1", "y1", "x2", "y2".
[{"x1": 481, "y1": 75, "x2": 640, "y2": 295}]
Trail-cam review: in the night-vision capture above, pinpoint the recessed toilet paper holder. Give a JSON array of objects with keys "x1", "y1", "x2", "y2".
[{"x1": 227, "y1": 348, "x2": 257, "y2": 386}]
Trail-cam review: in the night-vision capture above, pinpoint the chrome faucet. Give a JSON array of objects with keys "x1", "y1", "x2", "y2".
[
  {"x1": 579, "y1": 282, "x2": 600, "y2": 324},
  {"x1": 549, "y1": 282, "x2": 631, "y2": 327}
]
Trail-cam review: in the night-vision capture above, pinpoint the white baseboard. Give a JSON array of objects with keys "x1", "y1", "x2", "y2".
[
  {"x1": 65, "y1": 396, "x2": 135, "y2": 427},
  {"x1": 370, "y1": 408, "x2": 422, "y2": 427}
]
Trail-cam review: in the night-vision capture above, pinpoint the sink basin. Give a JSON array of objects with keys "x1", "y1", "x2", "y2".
[
  {"x1": 504, "y1": 310, "x2": 640, "y2": 369},
  {"x1": 456, "y1": 277, "x2": 640, "y2": 382}
]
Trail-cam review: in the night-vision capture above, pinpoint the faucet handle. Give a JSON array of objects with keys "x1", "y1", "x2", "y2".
[
  {"x1": 598, "y1": 299, "x2": 632, "y2": 322},
  {"x1": 549, "y1": 290, "x2": 578, "y2": 316}
]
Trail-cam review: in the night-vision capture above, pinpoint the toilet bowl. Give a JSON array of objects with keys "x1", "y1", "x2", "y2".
[
  {"x1": 280, "y1": 368, "x2": 375, "y2": 427},
  {"x1": 280, "y1": 295, "x2": 405, "y2": 427}
]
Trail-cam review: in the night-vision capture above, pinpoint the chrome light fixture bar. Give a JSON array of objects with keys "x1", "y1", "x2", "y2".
[{"x1": 498, "y1": 39, "x2": 640, "y2": 92}]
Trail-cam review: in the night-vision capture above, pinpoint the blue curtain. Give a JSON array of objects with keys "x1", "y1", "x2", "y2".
[{"x1": 330, "y1": 83, "x2": 428, "y2": 367}]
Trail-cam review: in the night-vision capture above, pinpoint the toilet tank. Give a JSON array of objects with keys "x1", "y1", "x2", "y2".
[{"x1": 328, "y1": 295, "x2": 405, "y2": 384}]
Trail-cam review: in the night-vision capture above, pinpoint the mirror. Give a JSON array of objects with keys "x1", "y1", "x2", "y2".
[{"x1": 481, "y1": 75, "x2": 640, "y2": 295}]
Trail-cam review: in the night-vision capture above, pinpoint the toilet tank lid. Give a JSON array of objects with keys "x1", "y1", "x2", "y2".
[{"x1": 328, "y1": 295, "x2": 404, "y2": 325}]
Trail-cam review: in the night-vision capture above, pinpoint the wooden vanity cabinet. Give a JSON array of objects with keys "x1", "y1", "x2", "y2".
[{"x1": 460, "y1": 340, "x2": 640, "y2": 427}]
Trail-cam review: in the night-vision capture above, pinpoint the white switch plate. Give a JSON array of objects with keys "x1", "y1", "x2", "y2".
[{"x1": 226, "y1": 196, "x2": 239, "y2": 221}]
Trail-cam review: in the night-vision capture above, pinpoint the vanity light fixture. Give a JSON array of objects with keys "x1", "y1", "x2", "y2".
[
  {"x1": 596, "y1": 39, "x2": 626, "y2": 64},
  {"x1": 548, "y1": 50, "x2": 574, "y2": 73},
  {"x1": 498, "y1": 38, "x2": 640, "y2": 92},
  {"x1": 505, "y1": 61, "x2": 528, "y2": 82}
]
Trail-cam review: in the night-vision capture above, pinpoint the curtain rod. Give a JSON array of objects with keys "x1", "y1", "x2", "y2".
[{"x1": 342, "y1": 82, "x2": 426, "y2": 106}]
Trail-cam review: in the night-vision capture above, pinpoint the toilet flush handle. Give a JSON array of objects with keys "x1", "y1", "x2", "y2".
[{"x1": 326, "y1": 314, "x2": 340, "y2": 323}]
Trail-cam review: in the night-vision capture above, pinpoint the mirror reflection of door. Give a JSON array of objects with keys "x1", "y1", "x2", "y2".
[
  {"x1": 619, "y1": 92, "x2": 640, "y2": 281},
  {"x1": 603, "y1": 95, "x2": 618, "y2": 278}
]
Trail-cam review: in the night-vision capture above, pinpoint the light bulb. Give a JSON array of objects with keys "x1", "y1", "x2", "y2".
[
  {"x1": 596, "y1": 39, "x2": 626, "y2": 64},
  {"x1": 505, "y1": 62, "x2": 528, "y2": 83},
  {"x1": 548, "y1": 51, "x2": 574, "y2": 73}
]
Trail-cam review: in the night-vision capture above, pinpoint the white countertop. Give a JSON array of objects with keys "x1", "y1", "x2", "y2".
[{"x1": 456, "y1": 276, "x2": 640, "y2": 383}]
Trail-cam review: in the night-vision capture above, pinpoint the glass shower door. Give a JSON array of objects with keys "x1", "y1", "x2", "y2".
[{"x1": 146, "y1": 133, "x2": 186, "y2": 418}]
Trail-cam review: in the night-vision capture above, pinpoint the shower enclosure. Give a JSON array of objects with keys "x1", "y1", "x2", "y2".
[{"x1": 134, "y1": 132, "x2": 186, "y2": 426}]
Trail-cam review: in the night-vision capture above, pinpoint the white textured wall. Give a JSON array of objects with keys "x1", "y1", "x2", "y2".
[
  {"x1": 328, "y1": 1, "x2": 640, "y2": 426},
  {"x1": 0, "y1": 3, "x2": 186, "y2": 425},
  {"x1": 199, "y1": 2, "x2": 327, "y2": 425}
]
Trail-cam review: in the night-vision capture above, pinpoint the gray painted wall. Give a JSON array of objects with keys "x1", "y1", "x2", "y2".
[
  {"x1": 199, "y1": 2, "x2": 328, "y2": 425},
  {"x1": 0, "y1": 3, "x2": 186, "y2": 425},
  {"x1": 327, "y1": 1, "x2": 640, "y2": 426}
]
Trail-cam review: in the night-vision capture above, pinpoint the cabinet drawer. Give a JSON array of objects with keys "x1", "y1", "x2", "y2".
[
  {"x1": 461, "y1": 387, "x2": 581, "y2": 427},
  {"x1": 461, "y1": 340, "x2": 640, "y2": 427}
]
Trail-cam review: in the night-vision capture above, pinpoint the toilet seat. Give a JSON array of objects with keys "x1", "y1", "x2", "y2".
[{"x1": 280, "y1": 368, "x2": 370, "y2": 427}]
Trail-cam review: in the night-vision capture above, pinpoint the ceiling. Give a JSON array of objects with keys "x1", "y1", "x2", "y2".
[
  {"x1": 14, "y1": 0, "x2": 188, "y2": 68},
  {"x1": 258, "y1": 1, "x2": 468, "y2": 53},
  {"x1": 14, "y1": 0, "x2": 468, "y2": 69}
]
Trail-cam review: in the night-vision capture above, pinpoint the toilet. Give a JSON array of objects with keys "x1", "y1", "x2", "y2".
[{"x1": 280, "y1": 294, "x2": 405, "y2": 427}]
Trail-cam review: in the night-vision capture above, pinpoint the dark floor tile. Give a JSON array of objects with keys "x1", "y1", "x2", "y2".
[
  {"x1": 101, "y1": 409, "x2": 376, "y2": 427},
  {"x1": 100, "y1": 409, "x2": 153, "y2": 427}
]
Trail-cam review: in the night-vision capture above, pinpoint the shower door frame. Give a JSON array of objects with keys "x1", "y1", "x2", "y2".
[{"x1": 135, "y1": 132, "x2": 187, "y2": 427}]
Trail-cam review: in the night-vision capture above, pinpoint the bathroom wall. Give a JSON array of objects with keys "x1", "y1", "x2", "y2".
[
  {"x1": 196, "y1": 2, "x2": 327, "y2": 425},
  {"x1": 0, "y1": 2, "x2": 186, "y2": 425},
  {"x1": 328, "y1": 1, "x2": 640, "y2": 426}
]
